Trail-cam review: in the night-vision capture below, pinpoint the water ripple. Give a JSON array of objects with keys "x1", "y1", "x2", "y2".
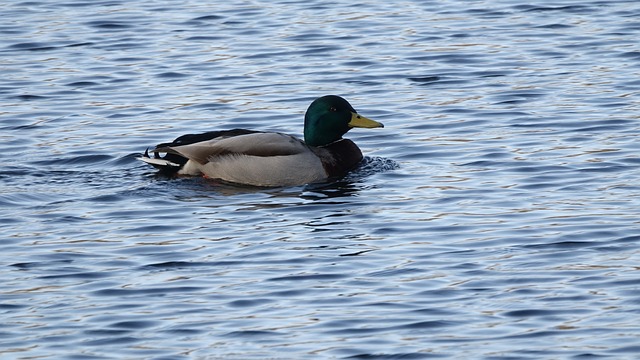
[{"x1": 1, "y1": 0, "x2": 640, "y2": 359}]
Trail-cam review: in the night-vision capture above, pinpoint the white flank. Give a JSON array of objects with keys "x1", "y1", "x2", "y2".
[
  {"x1": 178, "y1": 160, "x2": 202, "y2": 176},
  {"x1": 201, "y1": 152, "x2": 327, "y2": 187},
  {"x1": 149, "y1": 132, "x2": 329, "y2": 186}
]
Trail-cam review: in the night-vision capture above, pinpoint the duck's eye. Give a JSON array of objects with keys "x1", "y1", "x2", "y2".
[{"x1": 329, "y1": 106, "x2": 337, "y2": 112}]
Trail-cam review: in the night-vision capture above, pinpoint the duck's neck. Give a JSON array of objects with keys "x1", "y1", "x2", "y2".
[
  {"x1": 304, "y1": 121, "x2": 347, "y2": 147},
  {"x1": 305, "y1": 132, "x2": 341, "y2": 147}
]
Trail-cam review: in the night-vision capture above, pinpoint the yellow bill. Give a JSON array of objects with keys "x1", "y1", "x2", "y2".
[{"x1": 349, "y1": 112, "x2": 384, "y2": 128}]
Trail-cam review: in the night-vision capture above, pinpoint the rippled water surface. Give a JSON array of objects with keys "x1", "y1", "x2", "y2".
[{"x1": 2, "y1": 0, "x2": 640, "y2": 358}]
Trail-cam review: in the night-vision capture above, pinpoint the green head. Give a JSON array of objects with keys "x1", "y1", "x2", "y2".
[{"x1": 303, "y1": 95, "x2": 384, "y2": 147}]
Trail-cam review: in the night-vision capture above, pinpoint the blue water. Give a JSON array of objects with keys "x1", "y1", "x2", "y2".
[{"x1": 2, "y1": 0, "x2": 640, "y2": 358}]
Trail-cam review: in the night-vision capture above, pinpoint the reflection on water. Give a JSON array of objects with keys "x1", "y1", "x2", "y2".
[{"x1": 2, "y1": 0, "x2": 640, "y2": 358}]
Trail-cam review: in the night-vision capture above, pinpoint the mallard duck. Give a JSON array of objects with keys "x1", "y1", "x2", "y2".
[{"x1": 138, "y1": 95, "x2": 384, "y2": 187}]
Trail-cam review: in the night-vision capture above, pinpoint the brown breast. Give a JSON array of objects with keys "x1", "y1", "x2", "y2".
[{"x1": 313, "y1": 139, "x2": 363, "y2": 177}]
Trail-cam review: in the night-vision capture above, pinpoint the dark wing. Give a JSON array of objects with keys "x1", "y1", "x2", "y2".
[
  {"x1": 168, "y1": 129, "x2": 261, "y2": 147},
  {"x1": 157, "y1": 132, "x2": 308, "y2": 165},
  {"x1": 141, "y1": 129, "x2": 261, "y2": 173}
]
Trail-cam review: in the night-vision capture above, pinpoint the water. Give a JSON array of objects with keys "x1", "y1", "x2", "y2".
[{"x1": 2, "y1": 0, "x2": 640, "y2": 358}]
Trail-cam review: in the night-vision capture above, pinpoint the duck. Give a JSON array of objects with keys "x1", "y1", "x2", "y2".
[{"x1": 138, "y1": 95, "x2": 384, "y2": 187}]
